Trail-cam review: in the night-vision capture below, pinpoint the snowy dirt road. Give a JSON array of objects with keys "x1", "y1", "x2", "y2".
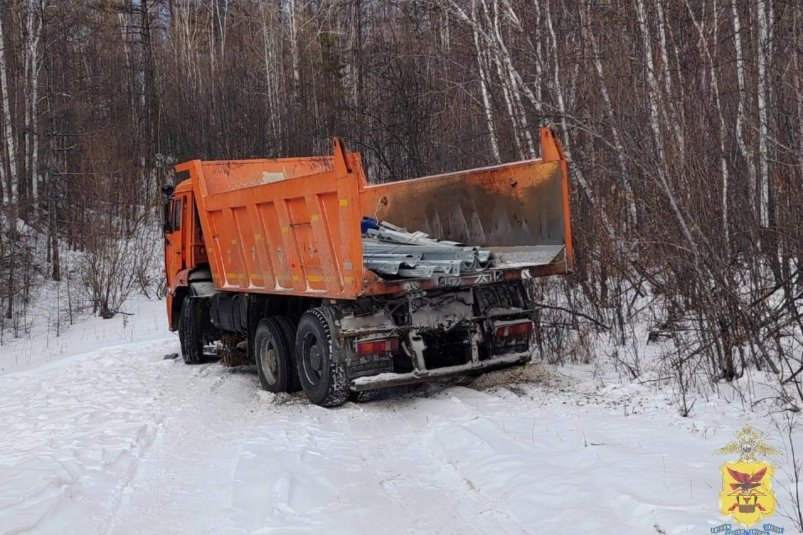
[{"x1": 1, "y1": 335, "x2": 799, "y2": 534}]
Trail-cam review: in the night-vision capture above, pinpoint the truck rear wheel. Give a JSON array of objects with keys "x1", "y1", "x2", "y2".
[
  {"x1": 254, "y1": 317, "x2": 296, "y2": 393},
  {"x1": 295, "y1": 308, "x2": 348, "y2": 407},
  {"x1": 178, "y1": 297, "x2": 206, "y2": 364},
  {"x1": 274, "y1": 316, "x2": 301, "y2": 392}
]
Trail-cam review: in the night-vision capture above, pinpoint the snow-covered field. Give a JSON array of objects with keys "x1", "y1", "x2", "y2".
[{"x1": 1, "y1": 297, "x2": 801, "y2": 534}]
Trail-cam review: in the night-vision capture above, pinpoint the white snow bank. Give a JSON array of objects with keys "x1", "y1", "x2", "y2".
[
  {"x1": 1, "y1": 336, "x2": 801, "y2": 533},
  {"x1": 0, "y1": 295, "x2": 167, "y2": 375}
]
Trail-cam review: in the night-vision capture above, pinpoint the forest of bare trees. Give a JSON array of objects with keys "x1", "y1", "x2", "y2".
[{"x1": 0, "y1": 0, "x2": 800, "y2": 408}]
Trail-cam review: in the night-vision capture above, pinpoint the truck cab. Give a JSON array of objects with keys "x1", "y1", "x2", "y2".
[{"x1": 162, "y1": 180, "x2": 208, "y2": 332}]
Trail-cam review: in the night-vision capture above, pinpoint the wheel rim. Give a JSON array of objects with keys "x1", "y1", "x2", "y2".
[
  {"x1": 258, "y1": 333, "x2": 279, "y2": 385},
  {"x1": 302, "y1": 332, "x2": 323, "y2": 386}
]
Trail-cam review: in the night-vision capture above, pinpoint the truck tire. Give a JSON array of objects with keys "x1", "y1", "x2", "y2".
[
  {"x1": 274, "y1": 316, "x2": 301, "y2": 392},
  {"x1": 179, "y1": 297, "x2": 205, "y2": 364},
  {"x1": 254, "y1": 317, "x2": 295, "y2": 393},
  {"x1": 295, "y1": 307, "x2": 348, "y2": 407}
]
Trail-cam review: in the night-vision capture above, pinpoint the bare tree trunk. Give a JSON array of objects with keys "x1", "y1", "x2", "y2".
[
  {"x1": 288, "y1": 0, "x2": 301, "y2": 102},
  {"x1": 797, "y1": 5, "x2": 803, "y2": 189},
  {"x1": 476, "y1": 4, "x2": 523, "y2": 156},
  {"x1": 653, "y1": 0, "x2": 684, "y2": 162},
  {"x1": 471, "y1": 0, "x2": 500, "y2": 163},
  {"x1": 684, "y1": 0, "x2": 729, "y2": 251},
  {"x1": 492, "y1": 2, "x2": 534, "y2": 157},
  {"x1": 636, "y1": 0, "x2": 697, "y2": 252},
  {"x1": 286, "y1": 0, "x2": 302, "y2": 153},
  {"x1": 531, "y1": 1, "x2": 543, "y2": 110},
  {"x1": 347, "y1": 0, "x2": 362, "y2": 110},
  {"x1": 214, "y1": 0, "x2": 229, "y2": 61},
  {"x1": 447, "y1": 0, "x2": 534, "y2": 157},
  {"x1": 756, "y1": 0, "x2": 771, "y2": 228},
  {"x1": 730, "y1": 0, "x2": 756, "y2": 221},
  {"x1": 27, "y1": 0, "x2": 42, "y2": 206},
  {"x1": 260, "y1": 3, "x2": 282, "y2": 151},
  {"x1": 22, "y1": 3, "x2": 30, "y2": 205},
  {"x1": 0, "y1": 9, "x2": 18, "y2": 206},
  {"x1": 543, "y1": 0, "x2": 615, "y2": 239},
  {"x1": 583, "y1": 1, "x2": 636, "y2": 229},
  {"x1": 479, "y1": 0, "x2": 534, "y2": 157},
  {"x1": 493, "y1": 53, "x2": 525, "y2": 157},
  {"x1": 636, "y1": 0, "x2": 665, "y2": 166}
]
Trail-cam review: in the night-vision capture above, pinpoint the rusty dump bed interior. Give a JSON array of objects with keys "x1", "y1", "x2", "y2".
[{"x1": 175, "y1": 128, "x2": 573, "y2": 300}]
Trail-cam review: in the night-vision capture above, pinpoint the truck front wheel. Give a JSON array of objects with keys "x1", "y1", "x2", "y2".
[
  {"x1": 178, "y1": 297, "x2": 206, "y2": 364},
  {"x1": 254, "y1": 317, "x2": 297, "y2": 393},
  {"x1": 295, "y1": 308, "x2": 348, "y2": 407}
]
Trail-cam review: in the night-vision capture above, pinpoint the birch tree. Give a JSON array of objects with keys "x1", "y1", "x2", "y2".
[
  {"x1": 729, "y1": 0, "x2": 756, "y2": 220},
  {"x1": 683, "y1": 0, "x2": 730, "y2": 249},
  {"x1": 581, "y1": 1, "x2": 636, "y2": 229},
  {"x1": 0, "y1": 6, "x2": 18, "y2": 206},
  {"x1": 756, "y1": 0, "x2": 771, "y2": 227},
  {"x1": 471, "y1": 0, "x2": 500, "y2": 163},
  {"x1": 635, "y1": 0, "x2": 697, "y2": 252}
]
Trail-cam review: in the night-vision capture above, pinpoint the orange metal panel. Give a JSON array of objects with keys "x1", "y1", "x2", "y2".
[
  {"x1": 358, "y1": 160, "x2": 565, "y2": 247},
  {"x1": 177, "y1": 140, "x2": 365, "y2": 299}
]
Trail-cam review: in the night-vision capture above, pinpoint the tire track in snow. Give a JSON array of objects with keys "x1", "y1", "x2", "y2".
[
  {"x1": 228, "y1": 403, "x2": 408, "y2": 533},
  {"x1": 104, "y1": 358, "x2": 267, "y2": 535},
  {"x1": 107, "y1": 373, "x2": 535, "y2": 534},
  {"x1": 422, "y1": 384, "x2": 712, "y2": 532},
  {"x1": 345, "y1": 403, "x2": 474, "y2": 535},
  {"x1": 0, "y1": 339, "x2": 179, "y2": 535},
  {"x1": 346, "y1": 399, "x2": 530, "y2": 534}
]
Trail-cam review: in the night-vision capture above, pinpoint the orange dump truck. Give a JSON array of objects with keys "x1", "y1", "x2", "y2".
[{"x1": 162, "y1": 128, "x2": 573, "y2": 406}]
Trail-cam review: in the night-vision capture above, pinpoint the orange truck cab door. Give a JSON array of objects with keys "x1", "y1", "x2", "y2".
[
  {"x1": 164, "y1": 195, "x2": 185, "y2": 281},
  {"x1": 162, "y1": 187, "x2": 190, "y2": 329}
]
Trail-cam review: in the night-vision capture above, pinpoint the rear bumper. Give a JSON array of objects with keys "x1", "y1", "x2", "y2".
[
  {"x1": 350, "y1": 351, "x2": 531, "y2": 391},
  {"x1": 342, "y1": 280, "x2": 535, "y2": 391}
]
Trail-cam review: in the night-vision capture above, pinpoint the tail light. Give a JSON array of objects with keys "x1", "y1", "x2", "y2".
[
  {"x1": 356, "y1": 337, "x2": 399, "y2": 356},
  {"x1": 495, "y1": 321, "x2": 533, "y2": 338}
]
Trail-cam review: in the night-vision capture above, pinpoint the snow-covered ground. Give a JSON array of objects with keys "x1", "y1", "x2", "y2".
[{"x1": 1, "y1": 297, "x2": 801, "y2": 534}]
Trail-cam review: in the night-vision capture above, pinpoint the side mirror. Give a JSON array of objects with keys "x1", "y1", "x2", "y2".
[
  {"x1": 163, "y1": 198, "x2": 173, "y2": 233},
  {"x1": 162, "y1": 184, "x2": 175, "y2": 233}
]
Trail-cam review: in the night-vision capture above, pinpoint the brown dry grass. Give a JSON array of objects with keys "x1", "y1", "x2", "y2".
[{"x1": 469, "y1": 363, "x2": 551, "y2": 390}]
